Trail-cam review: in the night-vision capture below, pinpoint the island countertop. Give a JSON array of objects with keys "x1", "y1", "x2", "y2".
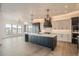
[{"x1": 25, "y1": 32, "x2": 56, "y2": 38}]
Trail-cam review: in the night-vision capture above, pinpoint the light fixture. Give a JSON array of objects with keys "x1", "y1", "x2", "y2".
[{"x1": 44, "y1": 9, "x2": 52, "y2": 27}]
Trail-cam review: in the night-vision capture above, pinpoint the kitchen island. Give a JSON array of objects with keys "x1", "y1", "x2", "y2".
[{"x1": 25, "y1": 33, "x2": 57, "y2": 50}]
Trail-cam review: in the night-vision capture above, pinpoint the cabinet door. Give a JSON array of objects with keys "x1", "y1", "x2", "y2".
[
  {"x1": 58, "y1": 34, "x2": 65, "y2": 42},
  {"x1": 37, "y1": 36, "x2": 41, "y2": 44},
  {"x1": 62, "y1": 34, "x2": 67, "y2": 42},
  {"x1": 45, "y1": 37, "x2": 49, "y2": 47},
  {"x1": 52, "y1": 21, "x2": 59, "y2": 29},
  {"x1": 53, "y1": 19, "x2": 71, "y2": 30},
  {"x1": 57, "y1": 34, "x2": 71, "y2": 42},
  {"x1": 42, "y1": 37, "x2": 47, "y2": 46},
  {"x1": 66, "y1": 34, "x2": 71, "y2": 42},
  {"x1": 60, "y1": 20, "x2": 71, "y2": 30},
  {"x1": 62, "y1": 20, "x2": 71, "y2": 29},
  {"x1": 57, "y1": 34, "x2": 62, "y2": 41}
]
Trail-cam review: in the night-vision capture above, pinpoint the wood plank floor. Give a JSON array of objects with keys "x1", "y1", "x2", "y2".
[{"x1": 0, "y1": 36, "x2": 78, "y2": 56}]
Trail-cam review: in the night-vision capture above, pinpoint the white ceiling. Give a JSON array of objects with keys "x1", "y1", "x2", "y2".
[
  {"x1": 1, "y1": 4, "x2": 78, "y2": 14},
  {"x1": 0, "y1": 3, "x2": 79, "y2": 22}
]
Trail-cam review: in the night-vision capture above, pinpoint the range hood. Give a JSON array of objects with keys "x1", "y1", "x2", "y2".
[{"x1": 44, "y1": 9, "x2": 52, "y2": 28}]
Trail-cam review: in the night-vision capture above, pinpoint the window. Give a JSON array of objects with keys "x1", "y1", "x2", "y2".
[
  {"x1": 5, "y1": 24, "x2": 11, "y2": 35},
  {"x1": 28, "y1": 25, "x2": 32, "y2": 33},
  {"x1": 18, "y1": 25, "x2": 22, "y2": 34},
  {"x1": 12, "y1": 25, "x2": 17, "y2": 34},
  {"x1": 5, "y1": 24, "x2": 22, "y2": 35}
]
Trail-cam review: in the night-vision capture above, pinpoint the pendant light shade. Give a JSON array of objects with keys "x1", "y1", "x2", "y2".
[{"x1": 44, "y1": 9, "x2": 52, "y2": 27}]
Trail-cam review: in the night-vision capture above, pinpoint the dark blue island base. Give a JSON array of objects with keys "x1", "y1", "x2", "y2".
[{"x1": 25, "y1": 33, "x2": 57, "y2": 51}]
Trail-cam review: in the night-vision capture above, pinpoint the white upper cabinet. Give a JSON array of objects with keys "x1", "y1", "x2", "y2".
[{"x1": 52, "y1": 19, "x2": 71, "y2": 30}]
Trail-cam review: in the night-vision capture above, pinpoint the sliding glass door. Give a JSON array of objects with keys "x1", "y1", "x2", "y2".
[
  {"x1": 5, "y1": 24, "x2": 22, "y2": 37},
  {"x1": 12, "y1": 24, "x2": 17, "y2": 34},
  {"x1": 5, "y1": 24, "x2": 12, "y2": 35},
  {"x1": 18, "y1": 25, "x2": 22, "y2": 34}
]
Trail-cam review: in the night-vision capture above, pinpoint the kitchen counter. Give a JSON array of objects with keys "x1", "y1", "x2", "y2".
[{"x1": 25, "y1": 32, "x2": 56, "y2": 38}]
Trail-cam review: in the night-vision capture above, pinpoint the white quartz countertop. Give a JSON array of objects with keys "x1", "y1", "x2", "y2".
[{"x1": 25, "y1": 32, "x2": 56, "y2": 38}]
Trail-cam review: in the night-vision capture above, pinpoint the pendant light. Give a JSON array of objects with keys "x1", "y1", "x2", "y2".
[{"x1": 44, "y1": 9, "x2": 52, "y2": 27}]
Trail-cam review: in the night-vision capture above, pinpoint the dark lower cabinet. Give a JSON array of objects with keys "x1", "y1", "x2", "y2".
[
  {"x1": 25, "y1": 34, "x2": 57, "y2": 50},
  {"x1": 72, "y1": 38, "x2": 78, "y2": 44},
  {"x1": 78, "y1": 37, "x2": 79, "y2": 48},
  {"x1": 72, "y1": 33, "x2": 78, "y2": 44},
  {"x1": 25, "y1": 34, "x2": 28, "y2": 42}
]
